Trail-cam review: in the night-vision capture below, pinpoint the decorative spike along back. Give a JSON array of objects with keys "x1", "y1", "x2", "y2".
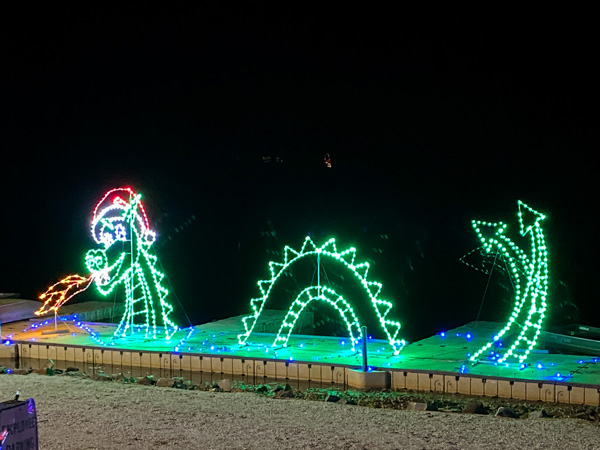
[
  {"x1": 85, "y1": 187, "x2": 178, "y2": 340},
  {"x1": 468, "y1": 200, "x2": 548, "y2": 364},
  {"x1": 238, "y1": 236, "x2": 406, "y2": 354}
]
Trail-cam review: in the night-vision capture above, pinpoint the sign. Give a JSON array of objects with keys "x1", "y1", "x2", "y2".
[{"x1": 0, "y1": 398, "x2": 38, "y2": 450}]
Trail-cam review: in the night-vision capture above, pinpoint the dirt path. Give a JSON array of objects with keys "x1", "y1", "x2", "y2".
[{"x1": 1, "y1": 374, "x2": 598, "y2": 449}]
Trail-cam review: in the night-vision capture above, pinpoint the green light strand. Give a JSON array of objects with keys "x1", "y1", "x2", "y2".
[
  {"x1": 468, "y1": 200, "x2": 548, "y2": 364},
  {"x1": 274, "y1": 286, "x2": 362, "y2": 352},
  {"x1": 85, "y1": 188, "x2": 178, "y2": 340},
  {"x1": 238, "y1": 236, "x2": 405, "y2": 354}
]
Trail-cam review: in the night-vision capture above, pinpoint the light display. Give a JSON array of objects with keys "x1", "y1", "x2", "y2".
[
  {"x1": 466, "y1": 200, "x2": 548, "y2": 364},
  {"x1": 36, "y1": 187, "x2": 178, "y2": 340},
  {"x1": 275, "y1": 286, "x2": 362, "y2": 351},
  {"x1": 238, "y1": 236, "x2": 405, "y2": 354},
  {"x1": 85, "y1": 188, "x2": 177, "y2": 339},
  {"x1": 36, "y1": 275, "x2": 94, "y2": 316}
]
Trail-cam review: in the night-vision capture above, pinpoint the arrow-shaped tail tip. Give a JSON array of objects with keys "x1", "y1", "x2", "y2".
[
  {"x1": 471, "y1": 220, "x2": 507, "y2": 250},
  {"x1": 517, "y1": 201, "x2": 546, "y2": 235}
]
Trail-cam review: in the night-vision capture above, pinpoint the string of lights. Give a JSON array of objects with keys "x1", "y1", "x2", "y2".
[
  {"x1": 274, "y1": 286, "x2": 362, "y2": 352},
  {"x1": 238, "y1": 236, "x2": 405, "y2": 354},
  {"x1": 35, "y1": 274, "x2": 94, "y2": 316},
  {"x1": 467, "y1": 201, "x2": 548, "y2": 364},
  {"x1": 85, "y1": 188, "x2": 177, "y2": 340},
  {"x1": 35, "y1": 187, "x2": 179, "y2": 341}
]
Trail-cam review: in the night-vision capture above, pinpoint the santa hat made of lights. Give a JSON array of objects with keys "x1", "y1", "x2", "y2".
[{"x1": 90, "y1": 187, "x2": 155, "y2": 247}]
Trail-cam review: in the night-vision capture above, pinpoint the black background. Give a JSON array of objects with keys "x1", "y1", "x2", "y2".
[{"x1": 1, "y1": 4, "x2": 595, "y2": 342}]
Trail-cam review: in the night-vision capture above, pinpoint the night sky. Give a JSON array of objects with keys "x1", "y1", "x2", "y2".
[{"x1": 2, "y1": 5, "x2": 596, "y2": 342}]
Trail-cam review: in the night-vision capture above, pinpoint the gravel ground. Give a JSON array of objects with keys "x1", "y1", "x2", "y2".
[{"x1": 1, "y1": 374, "x2": 599, "y2": 450}]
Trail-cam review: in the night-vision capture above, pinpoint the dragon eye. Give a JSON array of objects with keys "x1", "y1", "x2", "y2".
[{"x1": 115, "y1": 224, "x2": 127, "y2": 241}]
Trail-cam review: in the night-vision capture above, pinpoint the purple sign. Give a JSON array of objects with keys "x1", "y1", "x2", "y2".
[{"x1": 0, "y1": 399, "x2": 38, "y2": 450}]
